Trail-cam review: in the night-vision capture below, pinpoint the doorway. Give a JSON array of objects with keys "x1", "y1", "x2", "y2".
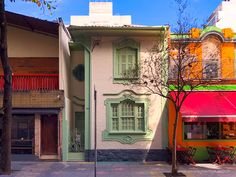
[{"x1": 41, "y1": 115, "x2": 58, "y2": 155}]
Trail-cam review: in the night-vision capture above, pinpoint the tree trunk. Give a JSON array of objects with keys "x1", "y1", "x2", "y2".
[
  {"x1": 171, "y1": 110, "x2": 179, "y2": 175},
  {"x1": 0, "y1": 0, "x2": 12, "y2": 174}
]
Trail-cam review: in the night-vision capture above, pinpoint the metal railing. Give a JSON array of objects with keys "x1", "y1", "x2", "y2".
[{"x1": 0, "y1": 74, "x2": 59, "y2": 91}]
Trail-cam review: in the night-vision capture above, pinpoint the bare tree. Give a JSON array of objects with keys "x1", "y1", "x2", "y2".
[
  {"x1": 125, "y1": 0, "x2": 220, "y2": 176},
  {"x1": 0, "y1": 0, "x2": 56, "y2": 174}
]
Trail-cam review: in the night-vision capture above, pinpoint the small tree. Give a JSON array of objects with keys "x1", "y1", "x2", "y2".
[
  {"x1": 0, "y1": 0, "x2": 56, "y2": 174},
  {"x1": 125, "y1": 0, "x2": 219, "y2": 175}
]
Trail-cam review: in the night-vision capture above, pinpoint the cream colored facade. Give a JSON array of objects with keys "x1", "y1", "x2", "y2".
[
  {"x1": 60, "y1": 1, "x2": 169, "y2": 161},
  {"x1": 90, "y1": 37, "x2": 167, "y2": 150},
  {"x1": 8, "y1": 26, "x2": 58, "y2": 57}
]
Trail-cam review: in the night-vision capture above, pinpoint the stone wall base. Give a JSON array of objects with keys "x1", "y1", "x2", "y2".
[{"x1": 85, "y1": 149, "x2": 167, "y2": 162}]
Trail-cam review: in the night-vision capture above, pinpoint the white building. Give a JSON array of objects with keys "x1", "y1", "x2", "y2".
[
  {"x1": 70, "y1": 2, "x2": 131, "y2": 26},
  {"x1": 207, "y1": 0, "x2": 236, "y2": 31}
]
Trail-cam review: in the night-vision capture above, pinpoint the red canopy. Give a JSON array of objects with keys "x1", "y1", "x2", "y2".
[{"x1": 171, "y1": 91, "x2": 236, "y2": 122}]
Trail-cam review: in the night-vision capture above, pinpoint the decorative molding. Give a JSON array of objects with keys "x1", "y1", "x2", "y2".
[
  {"x1": 103, "y1": 93, "x2": 152, "y2": 144},
  {"x1": 113, "y1": 38, "x2": 140, "y2": 81},
  {"x1": 103, "y1": 89, "x2": 151, "y2": 96},
  {"x1": 113, "y1": 38, "x2": 140, "y2": 49},
  {"x1": 102, "y1": 129, "x2": 154, "y2": 144}
]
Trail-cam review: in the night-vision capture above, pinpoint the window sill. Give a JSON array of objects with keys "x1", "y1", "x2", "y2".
[
  {"x1": 113, "y1": 77, "x2": 139, "y2": 84},
  {"x1": 102, "y1": 129, "x2": 154, "y2": 144},
  {"x1": 108, "y1": 131, "x2": 147, "y2": 135}
]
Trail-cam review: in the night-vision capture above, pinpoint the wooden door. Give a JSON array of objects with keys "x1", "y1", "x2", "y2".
[{"x1": 41, "y1": 115, "x2": 58, "y2": 155}]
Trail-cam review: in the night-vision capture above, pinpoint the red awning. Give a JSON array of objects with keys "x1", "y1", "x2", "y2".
[{"x1": 172, "y1": 91, "x2": 236, "y2": 122}]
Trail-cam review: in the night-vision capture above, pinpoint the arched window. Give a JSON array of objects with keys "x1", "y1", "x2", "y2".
[{"x1": 202, "y1": 35, "x2": 221, "y2": 79}]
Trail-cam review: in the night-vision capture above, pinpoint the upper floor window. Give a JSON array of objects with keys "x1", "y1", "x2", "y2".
[
  {"x1": 203, "y1": 60, "x2": 219, "y2": 79},
  {"x1": 202, "y1": 35, "x2": 221, "y2": 79},
  {"x1": 113, "y1": 39, "x2": 140, "y2": 80}
]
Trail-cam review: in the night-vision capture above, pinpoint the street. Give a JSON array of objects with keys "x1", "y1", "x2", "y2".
[{"x1": 1, "y1": 161, "x2": 236, "y2": 177}]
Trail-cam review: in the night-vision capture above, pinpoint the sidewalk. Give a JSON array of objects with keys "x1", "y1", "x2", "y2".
[{"x1": 1, "y1": 161, "x2": 236, "y2": 177}]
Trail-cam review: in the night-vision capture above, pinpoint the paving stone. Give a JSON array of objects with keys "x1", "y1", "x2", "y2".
[{"x1": 3, "y1": 161, "x2": 236, "y2": 177}]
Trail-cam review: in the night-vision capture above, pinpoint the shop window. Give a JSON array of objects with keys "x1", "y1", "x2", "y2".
[
  {"x1": 221, "y1": 122, "x2": 236, "y2": 139},
  {"x1": 12, "y1": 115, "x2": 34, "y2": 141},
  {"x1": 184, "y1": 121, "x2": 236, "y2": 140},
  {"x1": 113, "y1": 39, "x2": 140, "y2": 81}
]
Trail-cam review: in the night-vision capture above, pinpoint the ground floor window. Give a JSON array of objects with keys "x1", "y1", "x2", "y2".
[
  {"x1": 105, "y1": 95, "x2": 148, "y2": 133},
  {"x1": 184, "y1": 121, "x2": 236, "y2": 140},
  {"x1": 0, "y1": 115, "x2": 34, "y2": 154},
  {"x1": 103, "y1": 94, "x2": 153, "y2": 144}
]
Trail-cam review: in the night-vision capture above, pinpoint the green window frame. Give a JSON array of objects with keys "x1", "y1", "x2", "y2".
[
  {"x1": 110, "y1": 100, "x2": 145, "y2": 132},
  {"x1": 113, "y1": 39, "x2": 140, "y2": 81},
  {"x1": 103, "y1": 94, "x2": 154, "y2": 144}
]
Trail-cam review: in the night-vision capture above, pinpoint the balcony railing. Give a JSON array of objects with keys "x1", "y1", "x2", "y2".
[{"x1": 0, "y1": 74, "x2": 59, "y2": 91}]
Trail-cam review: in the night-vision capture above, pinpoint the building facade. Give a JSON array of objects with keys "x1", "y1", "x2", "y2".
[
  {"x1": 60, "y1": 2, "x2": 169, "y2": 161},
  {"x1": 169, "y1": 26, "x2": 236, "y2": 162},
  {"x1": 207, "y1": 0, "x2": 236, "y2": 31},
  {"x1": 0, "y1": 12, "x2": 64, "y2": 160}
]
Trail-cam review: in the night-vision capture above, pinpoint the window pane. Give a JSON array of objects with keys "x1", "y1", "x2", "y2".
[
  {"x1": 121, "y1": 117, "x2": 135, "y2": 131},
  {"x1": 206, "y1": 122, "x2": 220, "y2": 139},
  {"x1": 137, "y1": 118, "x2": 144, "y2": 131},
  {"x1": 112, "y1": 118, "x2": 119, "y2": 131},
  {"x1": 221, "y1": 122, "x2": 236, "y2": 139},
  {"x1": 121, "y1": 103, "x2": 134, "y2": 116},
  {"x1": 112, "y1": 104, "x2": 118, "y2": 117},
  {"x1": 116, "y1": 47, "x2": 137, "y2": 78},
  {"x1": 204, "y1": 61, "x2": 218, "y2": 79},
  {"x1": 17, "y1": 122, "x2": 29, "y2": 139},
  {"x1": 184, "y1": 122, "x2": 205, "y2": 140},
  {"x1": 184, "y1": 122, "x2": 220, "y2": 140},
  {"x1": 111, "y1": 104, "x2": 119, "y2": 131},
  {"x1": 137, "y1": 105, "x2": 144, "y2": 131},
  {"x1": 109, "y1": 100, "x2": 145, "y2": 132}
]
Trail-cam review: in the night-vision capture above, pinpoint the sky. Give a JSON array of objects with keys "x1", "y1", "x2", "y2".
[{"x1": 5, "y1": 0, "x2": 222, "y2": 26}]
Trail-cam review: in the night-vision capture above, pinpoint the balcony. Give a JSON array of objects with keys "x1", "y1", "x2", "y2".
[
  {"x1": 0, "y1": 74, "x2": 59, "y2": 91},
  {"x1": 0, "y1": 74, "x2": 63, "y2": 108}
]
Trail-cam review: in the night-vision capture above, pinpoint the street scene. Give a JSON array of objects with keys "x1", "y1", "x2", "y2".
[{"x1": 1, "y1": 0, "x2": 236, "y2": 176}]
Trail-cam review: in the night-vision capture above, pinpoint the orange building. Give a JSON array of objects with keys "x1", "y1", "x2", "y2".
[{"x1": 169, "y1": 26, "x2": 236, "y2": 162}]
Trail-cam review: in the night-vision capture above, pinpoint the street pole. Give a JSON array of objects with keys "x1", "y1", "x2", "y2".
[{"x1": 94, "y1": 87, "x2": 97, "y2": 177}]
